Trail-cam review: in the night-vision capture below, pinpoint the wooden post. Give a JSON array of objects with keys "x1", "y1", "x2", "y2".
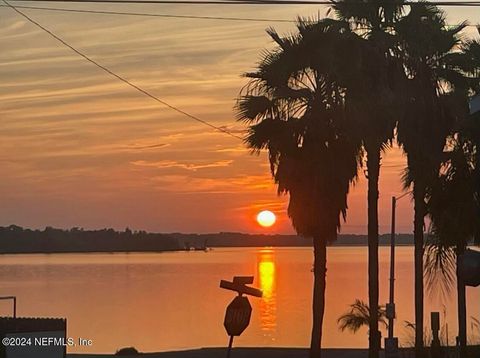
[{"x1": 431, "y1": 312, "x2": 441, "y2": 358}]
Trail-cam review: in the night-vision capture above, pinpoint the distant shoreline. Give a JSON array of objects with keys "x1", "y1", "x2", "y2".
[
  {"x1": 0, "y1": 225, "x2": 418, "y2": 254},
  {"x1": 0, "y1": 244, "x2": 416, "y2": 255}
]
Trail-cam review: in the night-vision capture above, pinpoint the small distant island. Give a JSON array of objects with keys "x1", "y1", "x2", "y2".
[{"x1": 0, "y1": 225, "x2": 416, "y2": 254}]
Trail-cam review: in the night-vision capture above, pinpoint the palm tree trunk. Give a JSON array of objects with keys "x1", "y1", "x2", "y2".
[
  {"x1": 366, "y1": 148, "x2": 380, "y2": 358},
  {"x1": 456, "y1": 249, "x2": 467, "y2": 358},
  {"x1": 476, "y1": 145, "x2": 480, "y2": 244},
  {"x1": 413, "y1": 182, "x2": 425, "y2": 358},
  {"x1": 310, "y1": 238, "x2": 327, "y2": 358}
]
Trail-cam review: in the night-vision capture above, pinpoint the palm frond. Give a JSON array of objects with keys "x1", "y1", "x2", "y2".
[
  {"x1": 235, "y1": 95, "x2": 275, "y2": 123},
  {"x1": 337, "y1": 299, "x2": 387, "y2": 333},
  {"x1": 424, "y1": 242, "x2": 457, "y2": 300}
]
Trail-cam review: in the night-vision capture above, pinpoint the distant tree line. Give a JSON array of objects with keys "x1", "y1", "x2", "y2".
[
  {"x1": 0, "y1": 225, "x2": 419, "y2": 254},
  {"x1": 0, "y1": 225, "x2": 179, "y2": 254},
  {"x1": 172, "y1": 232, "x2": 416, "y2": 248}
]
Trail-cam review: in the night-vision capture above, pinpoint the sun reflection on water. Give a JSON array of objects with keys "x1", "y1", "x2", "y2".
[{"x1": 257, "y1": 249, "x2": 277, "y2": 336}]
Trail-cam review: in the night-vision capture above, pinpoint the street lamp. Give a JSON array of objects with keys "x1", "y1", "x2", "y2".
[{"x1": 385, "y1": 191, "x2": 410, "y2": 358}]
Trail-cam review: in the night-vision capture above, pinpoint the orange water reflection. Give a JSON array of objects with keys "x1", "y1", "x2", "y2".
[
  {"x1": 257, "y1": 250, "x2": 277, "y2": 336},
  {"x1": 0, "y1": 248, "x2": 478, "y2": 352}
]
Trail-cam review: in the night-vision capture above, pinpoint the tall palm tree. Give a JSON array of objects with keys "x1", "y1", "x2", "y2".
[
  {"x1": 396, "y1": 6, "x2": 458, "y2": 355},
  {"x1": 236, "y1": 19, "x2": 362, "y2": 358},
  {"x1": 426, "y1": 134, "x2": 480, "y2": 357},
  {"x1": 395, "y1": 7, "x2": 480, "y2": 356},
  {"x1": 331, "y1": 2, "x2": 405, "y2": 356}
]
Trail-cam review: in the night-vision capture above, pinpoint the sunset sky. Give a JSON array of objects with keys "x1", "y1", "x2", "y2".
[{"x1": 1, "y1": 1, "x2": 479, "y2": 235}]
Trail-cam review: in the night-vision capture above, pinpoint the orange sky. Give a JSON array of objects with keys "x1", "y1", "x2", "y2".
[{"x1": 1, "y1": 2, "x2": 479, "y2": 235}]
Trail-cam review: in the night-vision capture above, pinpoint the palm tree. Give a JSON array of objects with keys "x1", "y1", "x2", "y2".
[
  {"x1": 395, "y1": 7, "x2": 480, "y2": 356},
  {"x1": 236, "y1": 19, "x2": 362, "y2": 358},
  {"x1": 426, "y1": 134, "x2": 480, "y2": 357},
  {"x1": 395, "y1": 3, "x2": 474, "y2": 356},
  {"x1": 425, "y1": 48, "x2": 480, "y2": 350},
  {"x1": 337, "y1": 299, "x2": 387, "y2": 334},
  {"x1": 330, "y1": 2, "x2": 405, "y2": 356}
]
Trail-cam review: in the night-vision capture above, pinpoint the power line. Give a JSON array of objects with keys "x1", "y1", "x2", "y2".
[
  {"x1": 0, "y1": 3, "x2": 295, "y2": 21},
  {"x1": 8, "y1": 0, "x2": 480, "y2": 6},
  {"x1": 9, "y1": 0, "x2": 272, "y2": 4},
  {"x1": 2, "y1": 0, "x2": 478, "y2": 139},
  {"x1": 1, "y1": 4, "x2": 478, "y2": 27},
  {"x1": 256, "y1": 0, "x2": 480, "y2": 4},
  {"x1": 251, "y1": 0, "x2": 480, "y2": 4},
  {"x1": 2, "y1": 0, "x2": 244, "y2": 141}
]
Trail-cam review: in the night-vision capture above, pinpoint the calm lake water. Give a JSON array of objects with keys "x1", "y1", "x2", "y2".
[{"x1": 0, "y1": 247, "x2": 478, "y2": 354}]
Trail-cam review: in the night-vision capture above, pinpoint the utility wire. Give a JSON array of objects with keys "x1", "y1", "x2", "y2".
[
  {"x1": 8, "y1": 0, "x2": 480, "y2": 6},
  {"x1": 1, "y1": 4, "x2": 478, "y2": 27},
  {"x1": 2, "y1": 0, "x2": 478, "y2": 138},
  {"x1": 0, "y1": 3, "x2": 295, "y2": 21},
  {"x1": 253, "y1": 0, "x2": 480, "y2": 4},
  {"x1": 2, "y1": 0, "x2": 244, "y2": 140},
  {"x1": 9, "y1": 0, "x2": 275, "y2": 4}
]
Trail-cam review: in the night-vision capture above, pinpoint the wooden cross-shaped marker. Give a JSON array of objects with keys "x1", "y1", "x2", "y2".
[{"x1": 219, "y1": 276, "x2": 262, "y2": 297}]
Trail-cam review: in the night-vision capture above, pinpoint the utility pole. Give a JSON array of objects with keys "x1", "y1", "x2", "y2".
[
  {"x1": 385, "y1": 197, "x2": 399, "y2": 358},
  {"x1": 388, "y1": 196, "x2": 396, "y2": 339},
  {"x1": 385, "y1": 192, "x2": 410, "y2": 358}
]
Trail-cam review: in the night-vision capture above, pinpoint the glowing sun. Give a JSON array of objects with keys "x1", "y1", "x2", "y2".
[{"x1": 256, "y1": 210, "x2": 276, "y2": 228}]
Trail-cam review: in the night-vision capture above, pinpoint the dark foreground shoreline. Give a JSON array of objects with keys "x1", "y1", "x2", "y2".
[
  {"x1": 67, "y1": 346, "x2": 480, "y2": 358},
  {"x1": 68, "y1": 348, "x2": 371, "y2": 358}
]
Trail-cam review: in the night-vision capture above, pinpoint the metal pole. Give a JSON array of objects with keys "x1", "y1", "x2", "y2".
[
  {"x1": 388, "y1": 196, "x2": 396, "y2": 339},
  {"x1": 226, "y1": 335, "x2": 234, "y2": 358}
]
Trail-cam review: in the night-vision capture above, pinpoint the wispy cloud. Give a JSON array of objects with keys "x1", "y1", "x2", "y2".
[
  {"x1": 213, "y1": 145, "x2": 249, "y2": 154},
  {"x1": 148, "y1": 173, "x2": 274, "y2": 194},
  {"x1": 127, "y1": 143, "x2": 170, "y2": 150},
  {"x1": 131, "y1": 159, "x2": 233, "y2": 171},
  {"x1": 0, "y1": 3, "x2": 427, "y2": 233}
]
